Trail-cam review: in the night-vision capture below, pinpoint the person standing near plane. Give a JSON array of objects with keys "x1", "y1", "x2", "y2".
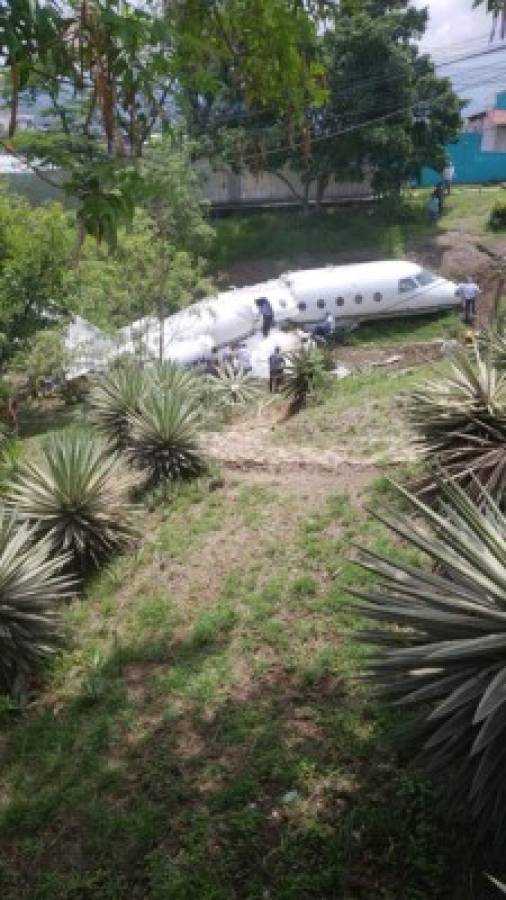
[
  {"x1": 269, "y1": 346, "x2": 285, "y2": 393},
  {"x1": 313, "y1": 311, "x2": 335, "y2": 343},
  {"x1": 442, "y1": 161, "x2": 455, "y2": 195},
  {"x1": 255, "y1": 297, "x2": 275, "y2": 338},
  {"x1": 428, "y1": 191, "x2": 440, "y2": 223},
  {"x1": 457, "y1": 277, "x2": 480, "y2": 324},
  {"x1": 236, "y1": 343, "x2": 252, "y2": 374}
]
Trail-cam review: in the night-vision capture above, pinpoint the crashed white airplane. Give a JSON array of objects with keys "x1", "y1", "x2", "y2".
[{"x1": 65, "y1": 261, "x2": 459, "y2": 379}]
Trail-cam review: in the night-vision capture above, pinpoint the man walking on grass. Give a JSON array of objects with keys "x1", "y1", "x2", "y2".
[
  {"x1": 457, "y1": 277, "x2": 480, "y2": 325},
  {"x1": 269, "y1": 346, "x2": 285, "y2": 393}
]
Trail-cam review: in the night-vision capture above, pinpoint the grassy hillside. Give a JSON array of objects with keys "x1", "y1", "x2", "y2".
[{"x1": 0, "y1": 368, "x2": 470, "y2": 900}]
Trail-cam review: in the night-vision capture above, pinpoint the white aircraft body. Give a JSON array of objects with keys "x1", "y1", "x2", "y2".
[{"x1": 65, "y1": 261, "x2": 459, "y2": 378}]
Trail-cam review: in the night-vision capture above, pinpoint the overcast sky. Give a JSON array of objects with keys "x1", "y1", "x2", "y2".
[{"x1": 416, "y1": 0, "x2": 506, "y2": 114}]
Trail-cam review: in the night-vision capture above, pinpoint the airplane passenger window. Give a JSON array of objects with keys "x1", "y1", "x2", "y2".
[
  {"x1": 298, "y1": 301, "x2": 307, "y2": 311},
  {"x1": 279, "y1": 299, "x2": 287, "y2": 308},
  {"x1": 354, "y1": 294, "x2": 363, "y2": 304},
  {"x1": 374, "y1": 292, "x2": 382, "y2": 302},
  {"x1": 335, "y1": 297, "x2": 345, "y2": 307},
  {"x1": 398, "y1": 278, "x2": 417, "y2": 293},
  {"x1": 317, "y1": 299, "x2": 326, "y2": 309},
  {"x1": 416, "y1": 270, "x2": 437, "y2": 286}
]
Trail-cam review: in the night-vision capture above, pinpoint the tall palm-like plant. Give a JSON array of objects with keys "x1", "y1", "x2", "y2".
[
  {"x1": 353, "y1": 478, "x2": 506, "y2": 842},
  {"x1": 408, "y1": 349, "x2": 506, "y2": 506},
  {"x1": 127, "y1": 389, "x2": 205, "y2": 487},
  {"x1": 0, "y1": 513, "x2": 73, "y2": 693},
  {"x1": 206, "y1": 364, "x2": 264, "y2": 413},
  {"x1": 479, "y1": 329, "x2": 506, "y2": 371},
  {"x1": 150, "y1": 361, "x2": 203, "y2": 410},
  {"x1": 89, "y1": 365, "x2": 147, "y2": 449},
  {"x1": 283, "y1": 346, "x2": 328, "y2": 414},
  {"x1": 7, "y1": 429, "x2": 135, "y2": 573}
]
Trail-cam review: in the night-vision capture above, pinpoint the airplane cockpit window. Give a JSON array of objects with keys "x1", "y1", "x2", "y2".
[
  {"x1": 416, "y1": 270, "x2": 437, "y2": 286},
  {"x1": 317, "y1": 299, "x2": 326, "y2": 308},
  {"x1": 355, "y1": 294, "x2": 363, "y2": 304},
  {"x1": 298, "y1": 301, "x2": 307, "y2": 311},
  {"x1": 374, "y1": 292, "x2": 382, "y2": 302},
  {"x1": 398, "y1": 278, "x2": 417, "y2": 294},
  {"x1": 336, "y1": 297, "x2": 345, "y2": 307}
]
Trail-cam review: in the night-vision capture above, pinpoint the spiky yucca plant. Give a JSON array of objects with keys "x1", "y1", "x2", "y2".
[
  {"x1": 408, "y1": 349, "x2": 506, "y2": 506},
  {"x1": 127, "y1": 389, "x2": 205, "y2": 487},
  {"x1": 479, "y1": 329, "x2": 506, "y2": 371},
  {"x1": 353, "y1": 478, "x2": 506, "y2": 842},
  {"x1": 0, "y1": 514, "x2": 73, "y2": 693},
  {"x1": 206, "y1": 364, "x2": 264, "y2": 412},
  {"x1": 283, "y1": 346, "x2": 328, "y2": 413},
  {"x1": 7, "y1": 430, "x2": 135, "y2": 572},
  {"x1": 88, "y1": 366, "x2": 147, "y2": 449},
  {"x1": 150, "y1": 360, "x2": 201, "y2": 398}
]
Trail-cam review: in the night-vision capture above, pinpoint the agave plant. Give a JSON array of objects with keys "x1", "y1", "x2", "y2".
[
  {"x1": 408, "y1": 349, "x2": 506, "y2": 506},
  {"x1": 206, "y1": 364, "x2": 264, "y2": 413},
  {"x1": 127, "y1": 388, "x2": 205, "y2": 487},
  {"x1": 7, "y1": 430, "x2": 135, "y2": 573},
  {"x1": 479, "y1": 329, "x2": 506, "y2": 371},
  {"x1": 88, "y1": 365, "x2": 147, "y2": 449},
  {"x1": 352, "y1": 478, "x2": 506, "y2": 842},
  {"x1": 0, "y1": 513, "x2": 73, "y2": 693},
  {"x1": 283, "y1": 346, "x2": 328, "y2": 413}
]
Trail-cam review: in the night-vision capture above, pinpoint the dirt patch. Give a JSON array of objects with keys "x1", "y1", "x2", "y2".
[{"x1": 333, "y1": 338, "x2": 457, "y2": 373}]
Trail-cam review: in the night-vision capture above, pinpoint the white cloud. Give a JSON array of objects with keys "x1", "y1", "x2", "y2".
[
  {"x1": 414, "y1": 1, "x2": 506, "y2": 113},
  {"x1": 416, "y1": 0, "x2": 491, "y2": 53}
]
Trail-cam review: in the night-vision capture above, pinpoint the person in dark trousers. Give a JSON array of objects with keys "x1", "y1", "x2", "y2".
[
  {"x1": 7, "y1": 395, "x2": 18, "y2": 435},
  {"x1": 457, "y1": 277, "x2": 480, "y2": 325},
  {"x1": 434, "y1": 182, "x2": 445, "y2": 214},
  {"x1": 255, "y1": 297, "x2": 275, "y2": 338},
  {"x1": 269, "y1": 346, "x2": 285, "y2": 393}
]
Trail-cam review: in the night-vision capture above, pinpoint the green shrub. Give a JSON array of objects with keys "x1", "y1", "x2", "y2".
[
  {"x1": 283, "y1": 346, "x2": 329, "y2": 414},
  {"x1": 127, "y1": 388, "x2": 205, "y2": 488},
  {"x1": 206, "y1": 364, "x2": 264, "y2": 414},
  {"x1": 353, "y1": 478, "x2": 506, "y2": 844},
  {"x1": 89, "y1": 366, "x2": 147, "y2": 449},
  {"x1": 0, "y1": 513, "x2": 73, "y2": 693},
  {"x1": 407, "y1": 349, "x2": 506, "y2": 507},
  {"x1": 7, "y1": 429, "x2": 135, "y2": 573},
  {"x1": 489, "y1": 200, "x2": 506, "y2": 231}
]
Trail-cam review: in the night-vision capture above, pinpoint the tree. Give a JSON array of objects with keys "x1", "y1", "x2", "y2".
[
  {"x1": 194, "y1": 1, "x2": 462, "y2": 208},
  {"x1": 0, "y1": 188, "x2": 72, "y2": 357},
  {"x1": 13, "y1": 327, "x2": 70, "y2": 395}
]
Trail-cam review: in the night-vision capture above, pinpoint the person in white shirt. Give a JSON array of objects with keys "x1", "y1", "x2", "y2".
[
  {"x1": 443, "y1": 162, "x2": 455, "y2": 195},
  {"x1": 236, "y1": 343, "x2": 252, "y2": 374},
  {"x1": 457, "y1": 277, "x2": 480, "y2": 324}
]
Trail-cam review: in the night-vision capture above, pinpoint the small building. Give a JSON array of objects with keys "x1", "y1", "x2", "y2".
[{"x1": 420, "y1": 90, "x2": 506, "y2": 186}]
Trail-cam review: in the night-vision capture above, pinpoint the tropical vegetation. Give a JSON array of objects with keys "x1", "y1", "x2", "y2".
[
  {"x1": 7, "y1": 429, "x2": 135, "y2": 573},
  {"x1": 127, "y1": 389, "x2": 206, "y2": 489},
  {"x1": 408, "y1": 348, "x2": 506, "y2": 506},
  {"x1": 353, "y1": 477, "x2": 506, "y2": 843},
  {"x1": 0, "y1": 513, "x2": 73, "y2": 693},
  {"x1": 283, "y1": 345, "x2": 329, "y2": 414}
]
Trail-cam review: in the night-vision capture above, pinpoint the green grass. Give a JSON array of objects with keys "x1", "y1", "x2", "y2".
[
  {"x1": 348, "y1": 310, "x2": 464, "y2": 347},
  {"x1": 211, "y1": 195, "x2": 432, "y2": 271},
  {"x1": 271, "y1": 360, "x2": 449, "y2": 456},
  {"x1": 0, "y1": 392, "x2": 471, "y2": 899}
]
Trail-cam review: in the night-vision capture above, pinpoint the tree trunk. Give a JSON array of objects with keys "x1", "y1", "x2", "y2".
[
  {"x1": 8, "y1": 64, "x2": 20, "y2": 138},
  {"x1": 315, "y1": 175, "x2": 329, "y2": 210},
  {"x1": 159, "y1": 300, "x2": 165, "y2": 363},
  {"x1": 302, "y1": 180, "x2": 311, "y2": 216},
  {"x1": 491, "y1": 276, "x2": 505, "y2": 329},
  {"x1": 72, "y1": 219, "x2": 87, "y2": 265}
]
